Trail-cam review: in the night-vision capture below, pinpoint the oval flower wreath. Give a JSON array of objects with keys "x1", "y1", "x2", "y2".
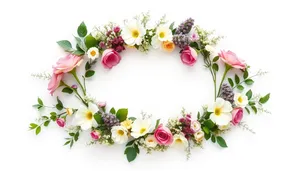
[{"x1": 29, "y1": 13, "x2": 270, "y2": 162}]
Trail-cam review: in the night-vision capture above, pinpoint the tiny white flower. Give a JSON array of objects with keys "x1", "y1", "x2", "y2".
[
  {"x1": 194, "y1": 130, "x2": 204, "y2": 143},
  {"x1": 218, "y1": 124, "x2": 230, "y2": 130},
  {"x1": 208, "y1": 98, "x2": 233, "y2": 126},
  {"x1": 121, "y1": 20, "x2": 146, "y2": 46},
  {"x1": 172, "y1": 134, "x2": 189, "y2": 148},
  {"x1": 87, "y1": 47, "x2": 99, "y2": 60},
  {"x1": 145, "y1": 135, "x2": 157, "y2": 148},
  {"x1": 191, "y1": 120, "x2": 201, "y2": 132},
  {"x1": 111, "y1": 126, "x2": 128, "y2": 144},
  {"x1": 91, "y1": 30, "x2": 101, "y2": 40},
  {"x1": 131, "y1": 118, "x2": 153, "y2": 138},
  {"x1": 205, "y1": 45, "x2": 215, "y2": 52},
  {"x1": 74, "y1": 103, "x2": 98, "y2": 130},
  {"x1": 234, "y1": 93, "x2": 249, "y2": 108}
]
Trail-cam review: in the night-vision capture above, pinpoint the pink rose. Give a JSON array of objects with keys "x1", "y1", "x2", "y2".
[
  {"x1": 218, "y1": 50, "x2": 246, "y2": 69},
  {"x1": 48, "y1": 73, "x2": 63, "y2": 95},
  {"x1": 53, "y1": 54, "x2": 82, "y2": 74},
  {"x1": 154, "y1": 124, "x2": 173, "y2": 145},
  {"x1": 180, "y1": 46, "x2": 198, "y2": 66},
  {"x1": 56, "y1": 118, "x2": 65, "y2": 127},
  {"x1": 90, "y1": 130, "x2": 101, "y2": 140},
  {"x1": 101, "y1": 49, "x2": 122, "y2": 69},
  {"x1": 231, "y1": 107, "x2": 243, "y2": 126}
]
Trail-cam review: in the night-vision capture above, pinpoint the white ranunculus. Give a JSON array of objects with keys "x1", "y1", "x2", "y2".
[
  {"x1": 172, "y1": 134, "x2": 189, "y2": 148},
  {"x1": 145, "y1": 135, "x2": 157, "y2": 148},
  {"x1": 234, "y1": 93, "x2": 249, "y2": 108},
  {"x1": 208, "y1": 98, "x2": 233, "y2": 126},
  {"x1": 194, "y1": 130, "x2": 204, "y2": 143}
]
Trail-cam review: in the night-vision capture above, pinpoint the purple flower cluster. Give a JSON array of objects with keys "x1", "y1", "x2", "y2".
[
  {"x1": 101, "y1": 26, "x2": 126, "y2": 53},
  {"x1": 179, "y1": 114, "x2": 195, "y2": 139}
]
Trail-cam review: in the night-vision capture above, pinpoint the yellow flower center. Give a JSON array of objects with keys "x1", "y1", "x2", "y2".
[
  {"x1": 117, "y1": 130, "x2": 124, "y2": 136},
  {"x1": 214, "y1": 107, "x2": 222, "y2": 116},
  {"x1": 132, "y1": 29, "x2": 139, "y2": 38},
  {"x1": 159, "y1": 32, "x2": 165, "y2": 39},
  {"x1": 238, "y1": 96, "x2": 243, "y2": 103},
  {"x1": 175, "y1": 139, "x2": 182, "y2": 143},
  {"x1": 140, "y1": 128, "x2": 146, "y2": 134},
  {"x1": 85, "y1": 111, "x2": 93, "y2": 120},
  {"x1": 90, "y1": 50, "x2": 96, "y2": 56}
]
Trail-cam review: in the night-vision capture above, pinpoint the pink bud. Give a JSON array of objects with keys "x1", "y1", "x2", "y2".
[
  {"x1": 71, "y1": 84, "x2": 77, "y2": 89},
  {"x1": 99, "y1": 42, "x2": 106, "y2": 49},
  {"x1": 56, "y1": 118, "x2": 65, "y2": 127},
  {"x1": 91, "y1": 130, "x2": 101, "y2": 140},
  {"x1": 97, "y1": 101, "x2": 106, "y2": 108},
  {"x1": 113, "y1": 26, "x2": 120, "y2": 33}
]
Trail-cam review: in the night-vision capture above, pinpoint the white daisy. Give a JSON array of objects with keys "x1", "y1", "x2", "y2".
[
  {"x1": 172, "y1": 134, "x2": 188, "y2": 148},
  {"x1": 121, "y1": 20, "x2": 146, "y2": 46},
  {"x1": 111, "y1": 126, "x2": 128, "y2": 144},
  {"x1": 234, "y1": 93, "x2": 249, "y2": 108},
  {"x1": 74, "y1": 103, "x2": 98, "y2": 130},
  {"x1": 130, "y1": 119, "x2": 153, "y2": 138},
  {"x1": 151, "y1": 24, "x2": 173, "y2": 49},
  {"x1": 87, "y1": 47, "x2": 99, "y2": 60},
  {"x1": 208, "y1": 98, "x2": 233, "y2": 126},
  {"x1": 145, "y1": 135, "x2": 157, "y2": 148}
]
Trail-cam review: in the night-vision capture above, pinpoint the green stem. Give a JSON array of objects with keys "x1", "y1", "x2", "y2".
[
  {"x1": 70, "y1": 68, "x2": 86, "y2": 96},
  {"x1": 61, "y1": 81, "x2": 88, "y2": 107},
  {"x1": 217, "y1": 64, "x2": 232, "y2": 97},
  {"x1": 232, "y1": 74, "x2": 258, "y2": 89}
]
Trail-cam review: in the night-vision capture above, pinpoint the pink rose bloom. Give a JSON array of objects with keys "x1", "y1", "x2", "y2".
[
  {"x1": 48, "y1": 73, "x2": 63, "y2": 95},
  {"x1": 231, "y1": 107, "x2": 243, "y2": 126},
  {"x1": 101, "y1": 49, "x2": 122, "y2": 69},
  {"x1": 154, "y1": 124, "x2": 173, "y2": 145},
  {"x1": 90, "y1": 130, "x2": 101, "y2": 140},
  {"x1": 53, "y1": 54, "x2": 82, "y2": 74},
  {"x1": 56, "y1": 118, "x2": 65, "y2": 127},
  {"x1": 218, "y1": 50, "x2": 246, "y2": 69},
  {"x1": 180, "y1": 46, "x2": 197, "y2": 66}
]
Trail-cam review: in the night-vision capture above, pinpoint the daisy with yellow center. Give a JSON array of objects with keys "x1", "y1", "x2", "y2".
[
  {"x1": 87, "y1": 47, "x2": 99, "y2": 60},
  {"x1": 234, "y1": 93, "x2": 249, "y2": 108},
  {"x1": 111, "y1": 126, "x2": 128, "y2": 144},
  {"x1": 130, "y1": 118, "x2": 153, "y2": 138},
  {"x1": 151, "y1": 24, "x2": 173, "y2": 49},
  {"x1": 172, "y1": 134, "x2": 188, "y2": 147},
  {"x1": 121, "y1": 20, "x2": 146, "y2": 46},
  {"x1": 121, "y1": 119, "x2": 133, "y2": 130},
  {"x1": 145, "y1": 135, "x2": 157, "y2": 148},
  {"x1": 74, "y1": 103, "x2": 98, "y2": 130},
  {"x1": 207, "y1": 98, "x2": 233, "y2": 126}
]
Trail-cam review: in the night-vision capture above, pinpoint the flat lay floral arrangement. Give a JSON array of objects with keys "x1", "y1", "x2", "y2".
[{"x1": 29, "y1": 13, "x2": 270, "y2": 162}]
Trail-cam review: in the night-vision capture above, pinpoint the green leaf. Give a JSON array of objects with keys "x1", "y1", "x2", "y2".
[
  {"x1": 228, "y1": 78, "x2": 234, "y2": 87},
  {"x1": 245, "y1": 79, "x2": 254, "y2": 85},
  {"x1": 44, "y1": 120, "x2": 50, "y2": 127},
  {"x1": 29, "y1": 123, "x2": 38, "y2": 129},
  {"x1": 36, "y1": 126, "x2": 41, "y2": 135},
  {"x1": 124, "y1": 147, "x2": 137, "y2": 162},
  {"x1": 126, "y1": 140, "x2": 135, "y2": 146},
  {"x1": 85, "y1": 62, "x2": 91, "y2": 70},
  {"x1": 116, "y1": 108, "x2": 128, "y2": 122},
  {"x1": 134, "y1": 144, "x2": 140, "y2": 154},
  {"x1": 32, "y1": 104, "x2": 42, "y2": 110},
  {"x1": 197, "y1": 111, "x2": 201, "y2": 120},
  {"x1": 110, "y1": 107, "x2": 116, "y2": 114},
  {"x1": 50, "y1": 112, "x2": 57, "y2": 116},
  {"x1": 212, "y1": 63, "x2": 219, "y2": 72},
  {"x1": 216, "y1": 136, "x2": 227, "y2": 148},
  {"x1": 64, "y1": 141, "x2": 71, "y2": 146},
  {"x1": 62, "y1": 87, "x2": 73, "y2": 94},
  {"x1": 56, "y1": 104, "x2": 63, "y2": 111},
  {"x1": 204, "y1": 120, "x2": 215, "y2": 129},
  {"x1": 204, "y1": 132, "x2": 211, "y2": 140},
  {"x1": 213, "y1": 56, "x2": 219, "y2": 62},
  {"x1": 211, "y1": 135, "x2": 216, "y2": 143},
  {"x1": 37, "y1": 97, "x2": 43, "y2": 105},
  {"x1": 155, "y1": 119, "x2": 161, "y2": 129},
  {"x1": 249, "y1": 101, "x2": 256, "y2": 106},
  {"x1": 85, "y1": 70, "x2": 95, "y2": 78},
  {"x1": 72, "y1": 50, "x2": 85, "y2": 56},
  {"x1": 57, "y1": 40, "x2": 73, "y2": 52},
  {"x1": 169, "y1": 22, "x2": 175, "y2": 30},
  {"x1": 237, "y1": 85, "x2": 244, "y2": 90},
  {"x1": 75, "y1": 36, "x2": 86, "y2": 51},
  {"x1": 203, "y1": 126, "x2": 210, "y2": 134},
  {"x1": 245, "y1": 107, "x2": 250, "y2": 114},
  {"x1": 74, "y1": 132, "x2": 79, "y2": 141},
  {"x1": 69, "y1": 133, "x2": 75, "y2": 136},
  {"x1": 128, "y1": 117, "x2": 136, "y2": 121},
  {"x1": 234, "y1": 74, "x2": 240, "y2": 84},
  {"x1": 94, "y1": 114, "x2": 102, "y2": 124},
  {"x1": 243, "y1": 70, "x2": 249, "y2": 79},
  {"x1": 77, "y1": 22, "x2": 87, "y2": 37},
  {"x1": 70, "y1": 140, "x2": 74, "y2": 148},
  {"x1": 189, "y1": 42, "x2": 199, "y2": 50},
  {"x1": 85, "y1": 35, "x2": 97, "y2": 49},
  {"x1": 246, "y1": 89, "x2": 253, "y2": 100},
  {"x1": 251, "y1": 106, "x2": 258, "y2": 114},
  {"x1": 259, "y1": 93, "x2": 270, "y2": 104}
]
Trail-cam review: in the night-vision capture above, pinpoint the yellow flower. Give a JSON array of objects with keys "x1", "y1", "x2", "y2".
[
  {"x1": 121, "y1": 119, "x2": 133, "y2": 130},
  {"x1": 66, "y1": 108, "x2": 73, "y2": 116},
  {"x1": 162, "y1": 41, "x2": 175, "y2": 52}
]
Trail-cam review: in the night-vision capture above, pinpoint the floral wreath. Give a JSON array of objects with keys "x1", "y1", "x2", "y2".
[{"x1": 29, "y1": 13, "x2": 270, "y2": 162}]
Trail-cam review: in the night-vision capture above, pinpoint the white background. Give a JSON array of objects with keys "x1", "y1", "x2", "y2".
[{"x1": 0, "y1": 0, "x2": 299, "y2": 170}]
